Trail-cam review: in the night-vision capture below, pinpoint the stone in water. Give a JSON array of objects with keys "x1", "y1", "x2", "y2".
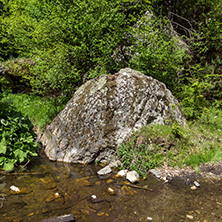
[{"x1": 126, "y1": 171, "x2": 140, "y2": 183}]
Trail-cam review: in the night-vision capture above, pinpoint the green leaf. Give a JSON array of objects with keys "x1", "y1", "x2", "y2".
[
  {"x1": 0, "y1": 156, "x2": 5, "y2": 164},
  {"x1": 14, "y1": 149, "x2": 27, "y2": 163},
  {"x1": 3, "y1": 160, "x2": 15, "y2": 171},
  {"x1": 0, "y1": 137, "x2": 7, "y2": 154},
  {"x1": 28, "y1": 150, "x2": 38, "y2": 157}
]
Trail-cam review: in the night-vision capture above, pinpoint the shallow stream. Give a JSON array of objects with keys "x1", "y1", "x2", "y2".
[{"x1": 0, "y1": 157, "x2": 222, "y2": 222}]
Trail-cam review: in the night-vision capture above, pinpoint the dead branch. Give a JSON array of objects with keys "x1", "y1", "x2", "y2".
[{"x1": 119, "y1": 183, "x2": 153, "y2": 192}]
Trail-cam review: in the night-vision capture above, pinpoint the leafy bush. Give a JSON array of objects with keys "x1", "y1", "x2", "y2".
[
  {"x1": 0, "y1": 101, "x2": 38, "y2": 171},
  {"x1": 128, "y1": 15, "x2": 188, "y2": 91},
  {"x1": 0, "y1": 0, "x2": 129, "y2": 95}
]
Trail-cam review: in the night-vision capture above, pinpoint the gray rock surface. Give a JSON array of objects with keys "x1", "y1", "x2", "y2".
[{"x1": 41, "y1": 68, "x2": 185, "y2": 164}]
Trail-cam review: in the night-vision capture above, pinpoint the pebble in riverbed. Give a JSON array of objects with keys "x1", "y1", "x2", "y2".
[
  {"x1": 97, "y1": 165, "x2": 112, "y2": 175},
  {"x1": 126, "y1": 171, "x2": 140, "y2": 183},
  {"x1": 149, "y1": 169, "x2": 161, "y2": 179},
  {"x1": 116, "y1": 169, "x2": 128, "y2": 177},
  {"x1": 186, "y1": 214, "x2": 194, "y2": 220},
  {"x1": 191, "y1": 186, "x2": 197, "y2": 190},
  {"x1": 194, "y1": 181, "x2": 200, "y2": 187},
  {"x1": 10, "y1": 185, "x2": 20, "y2": 192},
  {"x1": 107, "y1": 187, "x2": 115, "y2": 195}
]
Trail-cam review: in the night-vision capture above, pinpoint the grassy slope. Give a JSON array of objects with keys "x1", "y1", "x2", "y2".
[{"x1": 117, "y1": 108, "x2": 222, "y2": 176}]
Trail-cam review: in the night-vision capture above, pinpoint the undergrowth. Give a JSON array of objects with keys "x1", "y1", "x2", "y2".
[
  {"x1": 1, "y1": 93, "x2": 67, "y2": 129},
  {"x1": 117, "y1": 109, "x2": 222, "y2": 176}
]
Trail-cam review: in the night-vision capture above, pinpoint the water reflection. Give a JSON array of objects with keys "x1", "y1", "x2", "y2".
[{"x1": 0, "y1": 156, "x2": 222, "y2": 221}]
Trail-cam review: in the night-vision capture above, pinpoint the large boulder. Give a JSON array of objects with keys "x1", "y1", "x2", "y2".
[{"x1": 41, "y1": 68, "x2": 185, "y2": 164}]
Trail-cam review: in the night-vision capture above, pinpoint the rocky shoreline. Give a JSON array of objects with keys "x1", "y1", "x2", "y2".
[{"x1": 152, "y1": 161, "x2": 222, "y2": 184}]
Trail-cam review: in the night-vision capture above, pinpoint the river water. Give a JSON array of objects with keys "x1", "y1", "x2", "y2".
[{"x1": 0, "y1": 156, "x2": 222, "y2": 222}]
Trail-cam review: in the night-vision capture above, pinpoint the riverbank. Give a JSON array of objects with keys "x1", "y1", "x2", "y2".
[{"x1": 154, "y1": 161, "x2": 222, "y2": 184}]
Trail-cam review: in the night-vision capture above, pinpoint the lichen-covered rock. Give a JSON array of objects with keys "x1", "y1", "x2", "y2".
[{"x1": 41, "y1": 68, "x2": 185, "y2": 164}]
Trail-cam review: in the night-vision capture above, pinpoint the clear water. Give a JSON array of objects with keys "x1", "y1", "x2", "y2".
[{"x1": 0, "y1": 157, "x2": 222, "y2": 222}]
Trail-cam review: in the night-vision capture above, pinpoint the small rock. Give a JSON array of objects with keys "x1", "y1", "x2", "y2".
[
  {"x1": 149, "y1": 169, "x2": 161, "y2": 179},
  {"x1": 194, "y1": 181, "x2": 200, "y2": 187},
  {"x1": 161, "y1": 177, "x2": 168, "y2": 183},
  {"x1": 190, "y1": 186, "x2": 197, "y2": 190},
  {"x1": 10, "y1": 185, "x2": 20, "y2": 192},
  {"x1": 41, "y1": 214, "x2": 75, "y2": 222},
  {"x1": 147, "y1": 217, "x2": 153, "y2": 221},
  {"x1": 91, "y1": 195, "x2": 104, "y2": 204},
  {"x1": 55, "y1": 193, "x2": 60, "y2": 197},
  {"x1": 126, "y1": 171, "x2": 139, "y2": 183},
  {"x1": 107, "y1": 187, "x2": 115, "y2": 195},
  {"x1": 97, "y1": 212, "x2": 104, "y2": 217},
  {"x1": 116, "y1": 170, "x2": 128, "y2": 177},
  {"x1": 97, "y1": 166, "x2": 112, "y2": 176},
  {"x1": 186, "y1": 214, "x2": 194, "y2": 220},
  {"x1": 91, "y1": 195, "x2": 97, "y2": 199}
]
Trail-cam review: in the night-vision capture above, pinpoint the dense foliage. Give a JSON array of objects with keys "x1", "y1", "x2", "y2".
[
  {"x1": 0, "y1": 99, "x2": 38, "y2": 171},
  {"x1": 0, "y1": 0, "x2": 221, "y2": 170}
]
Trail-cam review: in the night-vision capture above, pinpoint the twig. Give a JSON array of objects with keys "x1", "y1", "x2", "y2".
[
  {"x1": 170, "y1": 21, "x2": 192, "y2": 37},
  {"x1": 18, "y1": 160, "x2": 30, "y2": 173},
  {"x1": 119, "y1": 183, "x2": 153, "y2": 192},
  {"x1": 169, "y1": 11, "x2": 193, "y2": 30}
]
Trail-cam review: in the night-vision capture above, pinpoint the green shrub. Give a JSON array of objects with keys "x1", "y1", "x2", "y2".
[
  {"x1": 0, "y1": 0, "x2": 130, "y2": 95},
  {"x1": 128, "y1": 15, "x2": 188, "y2": 91},
  {"x1": 0, "y1": 101, "x2": 38, "y2": 171}
]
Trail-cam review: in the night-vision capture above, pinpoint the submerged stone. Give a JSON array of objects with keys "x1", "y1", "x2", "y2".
[
  {"x1": 41, "y1": 68, "x2": 185, "y2": 164},
  {"x1": 41, "y1": 214, "x2": 75, "y2": 222},
  {"x1": 107, "y1": 187, "x2": 115, "y2": 195}
]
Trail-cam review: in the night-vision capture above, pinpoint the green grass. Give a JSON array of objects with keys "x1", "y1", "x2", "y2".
[
  {"x1": 1, "y1": 93, "x2": 67, "y2": 129},
  {"x1": 117, "y1": 108, "x2": 222, "y2": 176}
]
